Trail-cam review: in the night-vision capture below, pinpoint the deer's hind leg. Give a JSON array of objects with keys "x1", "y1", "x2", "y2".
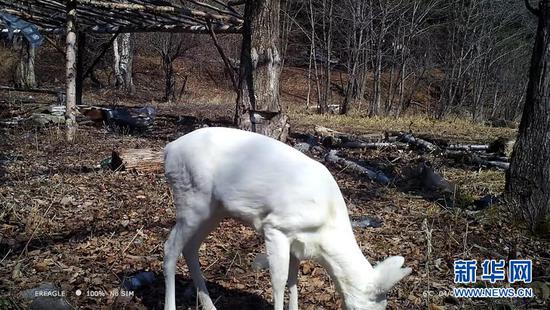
[
  {"x1": 182, "y1": 211, "x2": 222, "y2": 310},
  {"x1": 164, "y1": 192, "x2": 221, "y2": 310}
]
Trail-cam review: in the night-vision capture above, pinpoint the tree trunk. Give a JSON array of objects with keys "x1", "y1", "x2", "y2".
[
  {"x1": 113, "y1": 33, "x2": 135, "y2": 94},
  {"x1": 76, "y1": 32, "x2": 85, "y2": 106},
  {"x1": 236, "y1": 0, "x2": 289, "y2": 141},
  {"x1": 320, "y1": 0, "x2": 333, "y2": 114},
  {"x1": 162, "y1": 55, "x2": 175, "y2": 102},
  {"x1": 14, "y1": 40, "x2": 36, "y2": 89},
  {"x1": 505, "y1": 1, "x2": 550, "y2": 232}
]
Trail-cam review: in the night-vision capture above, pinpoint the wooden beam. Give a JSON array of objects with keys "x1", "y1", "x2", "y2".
[
  {"x1": 183, "y1": 0, "x2": 242, "y2": 19},
  {"x1": 0, "y1": 0, "x2": 243, "y2": 34},
  {"x1": 77, "y1": 0, "x2": 243, "y2": 24},
  {"x1": 28, "y1": 24, "x2": 242, "y2": 34},
  {"x1": 86, "y1": 23, "x2": 241, "y2": 34},
  {"x1": 65, "y1": 0, "x2": 78, "y2": 142}
]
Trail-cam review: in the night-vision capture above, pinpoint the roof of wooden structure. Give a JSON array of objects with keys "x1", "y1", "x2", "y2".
[{"x1": 0, "y1": 0, "x2": 243, "y2": 34}]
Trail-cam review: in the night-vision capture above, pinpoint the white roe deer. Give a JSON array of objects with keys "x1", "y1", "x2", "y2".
[{"x1": 163, "y1": 127, "x2": 411, "y2": 310}]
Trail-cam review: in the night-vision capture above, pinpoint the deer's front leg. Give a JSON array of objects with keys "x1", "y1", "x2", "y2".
[{"x1": 264, "y1": 228, "x2": 290, "y2": 310}]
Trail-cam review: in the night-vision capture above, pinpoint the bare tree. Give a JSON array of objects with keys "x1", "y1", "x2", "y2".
[
  {"x1": 236, "y1": 0, "x2": 289, "y2": 141},
  {"x1": 339, "y1": 0, "x2": 370, "y2": 114},
  {"x1": 149, "y1": 33, "x2": 197, "y2": 102},
  {"x1": 113, "y1": 33, "x2": 135, "y2": 94},
  {"x1": 506, "y1": 0, "x2": 550, "y2": 233},
  {"x1": 13, "y1": 39, "x2": 36, "y2": 89}
]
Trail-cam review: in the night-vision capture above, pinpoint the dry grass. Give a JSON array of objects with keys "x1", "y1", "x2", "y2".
[{"x1": 288, "y1": 113, "x2": 517, "y2": 144}]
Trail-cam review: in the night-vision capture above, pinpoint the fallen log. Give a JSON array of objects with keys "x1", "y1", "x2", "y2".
[
  {"x1": 356, "y1": 133, "x2": 386, "y2": 142},
  {"x1": 340, "y1": 141, "x2": 409, "y2": 150},
  {"x1": 315, "y1": 125, "x2": 386, "y2": 142},
  {"x1": 444, "y1": 151, "x2": 509, "y2": 170},
  {"x1": 325, "y1": 150, "x2": 390, "y2": 185},
  {"x1": 110, "y1": 148, "x2": 164, "y2": 173},
  {"x1": 397, "y1": 133, "x2": 439, "y2": 152},
  {"x1": 316, "y1": 131, "x2": 390, "y2": 149},
  {"x1": 314, "y1": 125, "x2": 342, "y2": 137},
  {"x1": 477, "y1": 159, "x2": 509, "y2": 170},
  {"x1": 447, "y1": 144, "x2": 489, "y2": 151},
  {"x1": 481, "y1": 155, "x2": 509, "y2": 162}
]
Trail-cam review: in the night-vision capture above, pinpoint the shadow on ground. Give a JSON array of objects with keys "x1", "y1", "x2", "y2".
[{"x1": 133, "y1": 274, "x2": 271, "y2": 310}]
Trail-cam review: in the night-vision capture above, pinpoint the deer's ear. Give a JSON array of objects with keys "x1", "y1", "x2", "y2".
[{"x1": 373, "y1": 256, "x2": 412, "y2": 293}]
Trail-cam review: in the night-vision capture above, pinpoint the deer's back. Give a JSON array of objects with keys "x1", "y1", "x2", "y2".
[{"x1": 164, "y1": 127, "x2": 343, "y2": 231}]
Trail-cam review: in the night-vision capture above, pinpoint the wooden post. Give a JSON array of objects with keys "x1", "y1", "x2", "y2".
[
  {"x1": 76, "y1": 32, "x2": 86, "y2": 106},
  {"x1": 65, "y1": 0, "x2": 78, "y2": 141}
]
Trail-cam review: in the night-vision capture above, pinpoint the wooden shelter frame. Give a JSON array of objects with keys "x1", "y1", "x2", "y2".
[{"x1": 0, "y1": 0, "x2": 244, "y2": 140}]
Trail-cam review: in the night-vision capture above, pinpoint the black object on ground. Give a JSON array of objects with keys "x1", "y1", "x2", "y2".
[
  {"x1": 473, "y1": 194, "x2": 501, "y2": 210},
  {"x1": 122, "y1": 271, "x2": 156, "y2": 291},
  {"x1": 104, "y1": 106, "x2": 157, "y2": 133}
]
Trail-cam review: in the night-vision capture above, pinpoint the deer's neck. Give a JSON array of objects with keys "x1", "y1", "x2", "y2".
[{"x1": 317, "y1": 228, "x2": 375, "y2": 308}]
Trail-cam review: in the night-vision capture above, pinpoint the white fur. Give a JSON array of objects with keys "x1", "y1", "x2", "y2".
[{"x1": 163, "y1": 127, "x2": 411, "y2": 310}]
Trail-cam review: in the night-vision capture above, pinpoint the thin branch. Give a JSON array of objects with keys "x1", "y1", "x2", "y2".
[
  {"x1": 206, "y1": 19, "x2": 238, "y2": 92},
  {"x1": 43, "y1": 35, "x2": 65, "y2": 55},
  {"x1": 83, "y1": 33, "x2": 120, "y2": 79},
  {"x1": 181, "y1": 0, "x2": 242, "y2": 19}
]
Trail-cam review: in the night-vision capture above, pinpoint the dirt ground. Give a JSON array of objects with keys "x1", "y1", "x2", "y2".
[{"x1": 0, "y1": 52, "x2": 549, "y2": 309}]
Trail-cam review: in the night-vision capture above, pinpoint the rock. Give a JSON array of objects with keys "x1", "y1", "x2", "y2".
[
  {"x1": 416, "y1": 160, "x2": 456, "y2": 195},
  {"x1": 21, "y1": 283, "x2": 71, "y2": 310},
  {"x1": 350, "y1": 215, "x2": 383, "y2": 228},
  {"x1": 30, "y1": 113, "x2": 65, "y2": 126},
  {"x1": 21, "y1": 283, "x2": 57, "y2": 300},
  {"x1": 30, "y1": 297, "x2": 71, "y2": 310},
  {"x1": 251, "y1": 253, "x2": 269, "y2": 271},
  {"x1": 293, "y1": 142, "x2": 312, "y2": 153}
]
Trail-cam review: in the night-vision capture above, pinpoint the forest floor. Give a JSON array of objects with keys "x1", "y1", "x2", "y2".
[{"x1": 0, "y1": 53, "x2": 549, "y2": 310}]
